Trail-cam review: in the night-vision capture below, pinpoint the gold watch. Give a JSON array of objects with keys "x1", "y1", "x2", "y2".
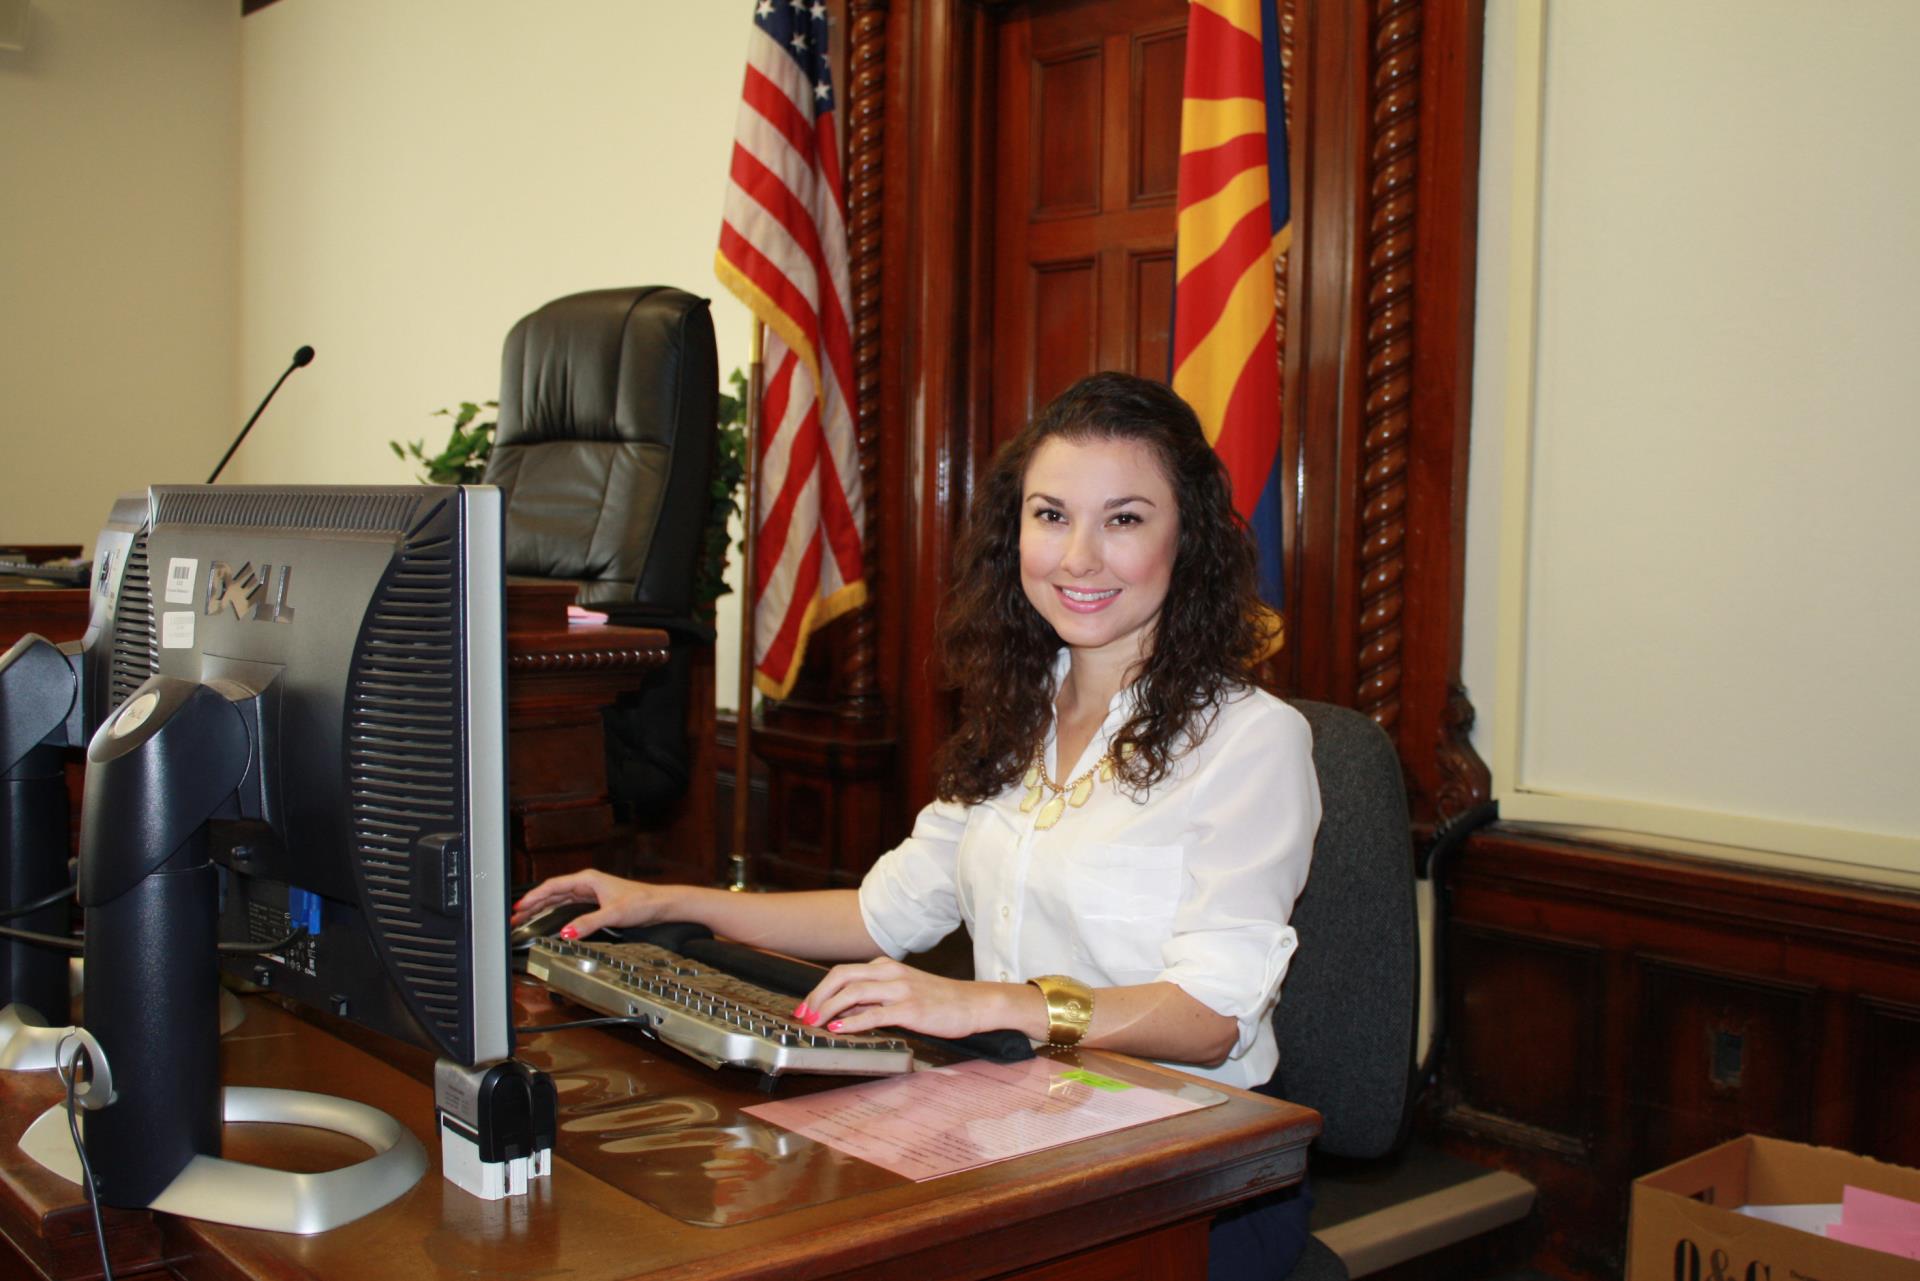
[{"x1": 1027, "y1": 974, "x2": 1094, "y2": 1047}]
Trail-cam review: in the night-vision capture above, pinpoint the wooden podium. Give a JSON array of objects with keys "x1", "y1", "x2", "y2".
[
  {"x1": 0, "y1": 984, "x2": 1318, "y2": 1280},
  {"x1": 0, "y1": 580, "x2": 686, "y2": 887}
]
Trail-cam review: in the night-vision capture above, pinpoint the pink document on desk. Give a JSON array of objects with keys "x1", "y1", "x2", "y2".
[{"x1": 745, "y1": 1057, "x2": 1205, "y2": 1181}]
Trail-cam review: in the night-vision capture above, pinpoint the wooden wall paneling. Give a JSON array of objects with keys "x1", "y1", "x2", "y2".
[
  {"x1": 1444, "y1": 924, "x2": 1601, "y2": 1155},
  {"x1": 1627, "y1": 958, "x2": 1817, "y2": 1177},
  {"x1": 1437, "y1": 827, "x2": 1920, "y2": 1278},
  {"x1": 1854, "y1": 998, "x2": 1920, "y2": 1169}
]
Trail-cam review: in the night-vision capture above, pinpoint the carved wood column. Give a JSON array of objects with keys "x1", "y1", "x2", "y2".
[{"x1": 1283, "y1": 0, "x2": 1488, "y2": 825}]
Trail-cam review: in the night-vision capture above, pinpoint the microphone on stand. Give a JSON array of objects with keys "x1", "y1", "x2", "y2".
[{"x1": 206, "y1": 345, "x2": 315, "y2": 484}]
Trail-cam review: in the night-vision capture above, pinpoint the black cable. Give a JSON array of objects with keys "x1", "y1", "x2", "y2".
[
  {"x1": 514, "y1": 1016, "x2": 650, "y2": 1036},
  {"x1": 56, "y1": 1038, "x2": 113, "y2": 1281},
  {"x1": 0, "y1": 923, "x2": 306, "y2": 956},
  {"x1": 1416, "y1": 798, "x2": 1500, "y2": 1091},
  {"x1": 0, "y1": 922, "x2": 82, "y2": 951},
  {"x1": 0, "y1": 882, "x2": 75, "y2": 921},
  {"x1": 217, "y1": 927, "x2": 306, "y2": 956}
]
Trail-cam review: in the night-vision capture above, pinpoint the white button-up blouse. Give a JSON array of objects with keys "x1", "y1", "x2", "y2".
[{"x1": 858, "y1": 660, "x2": 1320, "y2": 1089}]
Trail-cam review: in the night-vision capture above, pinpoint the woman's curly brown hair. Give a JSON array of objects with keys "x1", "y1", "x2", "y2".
[{"x1": 932, "y1": 372, "x2": 1269, "y2": 804}]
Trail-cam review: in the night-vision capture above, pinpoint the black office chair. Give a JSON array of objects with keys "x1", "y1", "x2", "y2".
[
  {"x1": 483, "y1": 286, "x2": 718, "y2": 818},
  {"x1": 1270, "y1": 701, "x2": 1533, "y2": 1280}
]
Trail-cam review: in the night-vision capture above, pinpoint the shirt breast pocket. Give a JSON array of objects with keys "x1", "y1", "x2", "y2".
[{"x1": 1061, "y1": 843, "x2": 1186, "y2": 981}]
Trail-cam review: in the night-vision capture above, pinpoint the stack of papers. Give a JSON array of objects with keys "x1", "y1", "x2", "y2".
[{"x1": 1741, "y1": 1185, "x2": 1920, "y2": 1261}]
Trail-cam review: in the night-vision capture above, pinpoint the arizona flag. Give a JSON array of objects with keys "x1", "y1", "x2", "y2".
[
  {"x1": 1171, "y1": 0, "x2": 1290, "y2": 618},
  {"x1": 716, "y1": 0, "x2": 866, "y2": 700}
]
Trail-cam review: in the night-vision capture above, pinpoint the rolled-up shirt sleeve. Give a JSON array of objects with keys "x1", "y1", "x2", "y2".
[
  {"x1": 1156, "y1": 698, "x2": 1320, "y2": 1066},
  {"x1": 858, "y1": 799, "x2": 970, "y2": 958}
]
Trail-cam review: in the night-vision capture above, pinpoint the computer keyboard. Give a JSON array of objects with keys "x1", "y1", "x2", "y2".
[
  {"x1": 526, "y1": 936, "x2": 915, "y2": 1078},
  {"x1": 0, "y1": 558, "x2": 92, "y2": 588}
]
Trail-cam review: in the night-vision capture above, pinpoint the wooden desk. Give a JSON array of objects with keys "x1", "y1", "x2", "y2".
[
  {"x1": 0, "y1": 588, "x2": 90, "y2": 652},
  {"x1": 0, "y1": 582, "x2": 681, "y2": 887},
  {"x1": 0, "y1": 987, "x2": 1318, "y2": 1280}
]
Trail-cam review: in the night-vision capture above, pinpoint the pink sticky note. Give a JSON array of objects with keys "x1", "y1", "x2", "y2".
[
  {"x1": 1844, "y1": 1185, "x2": 1920, "y2": 1230},
  {"x1": 1825, "y1": 1221, "x2": 1920, "y2": 1261},
  {"x1": 566, "y1": 604, "x2": 610, "y2": 625}
]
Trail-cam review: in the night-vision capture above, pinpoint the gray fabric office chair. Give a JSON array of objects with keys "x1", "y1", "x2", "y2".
[
  {"x1": 1266, "y1": 700, "x2": 1420, "y2": 1281},
  {"x1": 483, "y1": 286, "x2": 718, "y2": 818}
]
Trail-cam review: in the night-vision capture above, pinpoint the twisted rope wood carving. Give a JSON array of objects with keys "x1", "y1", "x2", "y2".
[
  {"x1": 1356, "y1": 0, "x2": 1420, "y2": 732},
  {"x1": 836, "y1": 0, "x2": 888, "y2": 718}
]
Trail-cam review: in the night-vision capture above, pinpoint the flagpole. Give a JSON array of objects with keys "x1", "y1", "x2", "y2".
[{"x1": 728, "y1": 321, "x2": 764, "y2": 889}]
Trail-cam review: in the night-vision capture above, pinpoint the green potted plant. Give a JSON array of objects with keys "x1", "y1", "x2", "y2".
[{"x1": 391, "y1": 400, "x2": 497, "y2": 486}]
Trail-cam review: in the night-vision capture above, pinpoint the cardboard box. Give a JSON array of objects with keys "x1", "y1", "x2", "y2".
[{"x1": 1628, "y1": 1135, "x2": 1920, "y2": 1281}]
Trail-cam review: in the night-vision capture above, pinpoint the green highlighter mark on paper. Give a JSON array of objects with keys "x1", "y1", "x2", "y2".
[{"x1": 1060, "y1": 1069, "x2": 1131, "y2": 1092}]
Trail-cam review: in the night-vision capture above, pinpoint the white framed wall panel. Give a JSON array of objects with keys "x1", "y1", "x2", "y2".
[{"x1": 1481, "y1": 0, "x2": 1920, "y2": 885}]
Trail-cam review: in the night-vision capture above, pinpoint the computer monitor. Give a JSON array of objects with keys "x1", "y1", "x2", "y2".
[
  {"x1": 20, "y1": 483, "x2": 512, "y2": 1231},
  {"x1": 0, "y1": 494, "x2": 150, "y2": 1051},
  {"x1": 0, "y1": 635, "x2": 79, "y2": 1032}
]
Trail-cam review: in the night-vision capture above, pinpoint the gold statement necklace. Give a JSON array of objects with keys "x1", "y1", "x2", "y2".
[{"x1": 1019, "y1": 744, "x2": 1127, "y2": 830}]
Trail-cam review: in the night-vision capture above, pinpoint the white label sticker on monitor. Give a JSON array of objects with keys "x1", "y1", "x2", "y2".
[
  {"x1": 164, "y1": 557, "x2": 197, "y2": 605},
  {"x1": 161, "y1": 611, "x2": 195, "y2": 649}
]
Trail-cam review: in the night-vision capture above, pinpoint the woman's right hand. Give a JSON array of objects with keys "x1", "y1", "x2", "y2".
[{"x1": 510, "y1": 869, "x2": 675, "y2": 939}]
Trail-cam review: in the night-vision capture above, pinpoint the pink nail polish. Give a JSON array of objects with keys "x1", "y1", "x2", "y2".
[
  {"x1": 827, "y1": 1020, "x2": 844, "y2": 1033},
  {"x1": 558, "y1": 924, "x2": 578, "y2": 941},
  {"x1": 793, "y1": 1003, "x2": 810, "y2": 1020}
]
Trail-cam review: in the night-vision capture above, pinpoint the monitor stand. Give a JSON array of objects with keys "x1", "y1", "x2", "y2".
[
  {"x1": 19, "y1": 1084, "x2": 427, "y2": 1234},
  {"x1": 0, "y1": 968, "x2": 246, "y2": 1070},
  {"x1": 0, "y1": 1004, "x2": 72, "y2": 1070}
]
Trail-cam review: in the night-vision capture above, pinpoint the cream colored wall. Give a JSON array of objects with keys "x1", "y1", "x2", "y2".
[
  {"x1": 235, "y1": 0, "x2": 756, "y2": 704},
  {"x1": 1465, "y1": 1, "x2": 1920, "y2": 881},
  {"x1": 0, "y1": 0, "x2": 239, "y2": 555}
]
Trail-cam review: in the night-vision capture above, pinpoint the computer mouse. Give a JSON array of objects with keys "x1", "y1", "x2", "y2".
[{"x1": 509, "y1": 901, "x2": 595, "y2": 949}]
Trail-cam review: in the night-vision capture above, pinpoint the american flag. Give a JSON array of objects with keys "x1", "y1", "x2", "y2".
[
  {"x1": 1172, "y1": 0, "x2": 1290, "y2": 623},
  {"x1": 715, "y1": 0, "x2": 866, "y2": 701}
]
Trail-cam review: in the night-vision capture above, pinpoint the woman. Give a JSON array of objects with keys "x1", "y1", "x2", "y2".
[{"x1": 514, "y1": 371, "x2": 1321, "y2": 1275}]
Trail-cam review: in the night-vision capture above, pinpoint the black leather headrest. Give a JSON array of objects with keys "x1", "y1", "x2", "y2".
[
  {"x1": 484, "y1": 286, "x2": 718, "y2": 617},
  {"x1": 497, "y1": 287, "x2": 710, "y2": 450}
]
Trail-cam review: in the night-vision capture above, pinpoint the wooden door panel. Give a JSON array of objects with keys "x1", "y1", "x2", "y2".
[
  {"x1": 992, "y1": 0, "x2": 1188, "y2": 447},
  {"x1": 1129, "y1": 28, "x2": 1185, "y2": 204},
  {"x1": 1034, "y1": 49, "x2": 1103, "y2": 217},
  {"x1": 1128, "y1": 250, "x2": 1175, "y2": 378},
  {"x1": 1855, "y1": 999, "x2": 1920, "y2": 1169},
  {"x1": 1034, "y1": 261, "x2": 1100, "y2": 407}
]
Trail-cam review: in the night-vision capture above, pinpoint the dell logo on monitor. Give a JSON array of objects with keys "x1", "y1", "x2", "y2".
[{"x1": 205, "y1": 561, "x2": 296, "y2": 624}]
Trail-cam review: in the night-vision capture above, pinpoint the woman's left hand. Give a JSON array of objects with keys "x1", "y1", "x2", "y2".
[{"x1": 794, "y1": 957, "x2": 1028, "y2": 1041}]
